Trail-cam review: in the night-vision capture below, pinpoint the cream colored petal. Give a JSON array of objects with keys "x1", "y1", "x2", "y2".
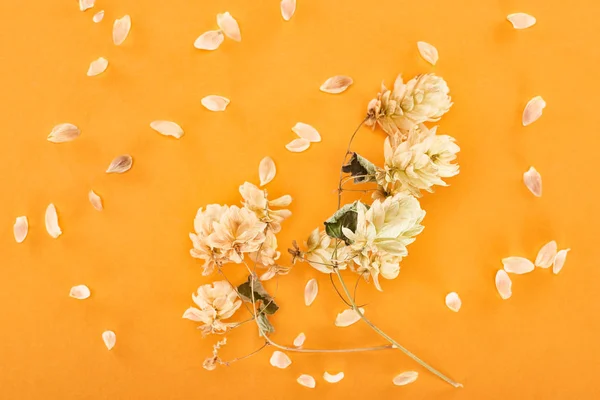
[
  {"x1": 45, "y1": 203, "x2": 62, "y2": 238},
  {"x1": 280, "y1": 0, "x2": 296, "y2": 21},
  {"x1": 417, "y1": 41, "x2": 439, "y2": 65},
  {"x1": 553, "y1": 249, "x2": 570, "y2": 275},
  {"x1": 335, "y1": 307, "x2": 364, "y2": 327},
  {"x1": 495, "y1": 269, "x2": 512, "y2": 299},
  {"x1": 259, "y1": 156, "x2": 276, "y2": 186},
  {"x1": 285, "y1": 138, "x2": 310, "y2": 153},
  {"x1": 92, "y1": 10, "x2": 104, "y2": 23},
  {"x1": 194, "y1": 30, "x2": 224, "y2": 50},
  {"x1": 297, "y1": 374, "x2": 316, "y2": 389},
  {"x1": 323, "y1": 372, "x2": 344, "y2": 383},
  {"x1": 445, "y1": 292, "x2": 461, "y2": 312},
  {"x1": 69, "y1": 285, "x2": 91, "y2": 300},
  {"x1": 150, "y1": 120, "x2": 184, "y2": 139},
  {"x1": 102, "y1": 330, "x2": 116, "y2": 350},
  {"x1": 269, "y1": 351, "x2": 292, "y2": 369},
  {"x1": 320, "y1": 76, "x2": 353, "y2": 94},
  {"x1": 216, "y1": 12, "x2": 241, "y2": 42},
  {"x1": 293, "y1": 332, "x2": 306, "y2": 347},
  {"x1": 269, "y1": 195, "x2": 292, "y2": 207},
  {"x1": 13, "y1": 216, "x2": 28, "y2": 243},
  {"x1": 523, "y1": 167, "x2": 542, "y2": 197},
  {"x1": 393, "y1": 371, "x2": 418, "y2": 386},
  {"x1": 182, "y1": 307, "x2": 204, "y2": 321},
  {"x1": 113, "y1": 15, "x2": 131, "y2": 46},
  {"x1": 201, "y1": 95, "x2": 230, "y2": 111},
  {"x1": 88, "y1": 190, "x2": 103, "y2": 211},
  {"x1": 292, "y1": 123, "x2": 321, "y2": 142},
  {"x1": 259, "y1": 268, "x2": 277, "y2": 281},
  {"x1": 535, "y1": 240, "x2": 557, "y2": 268},
  {"x1": 87, "y1": 57, "x2": 108, "y2": 77},
  {"x1": 304, "y1": 278, "x2": 318, "y2": 306},
  {"x1": 48, "y1": 123, "x2": 81, "y2": 143},
  {"x1": 502, "y1": 256, "x2": 535, "y2": 274},
  {"x1": 507, "y1": 13, "x2": 536, "y2": 29},
  {"x1": 106, "y1": 155, "x2": 133, "y2": 174},
  {"x1": 79, "y1": 0, "x2": 95, "y2": 12},
  {"x1": 522, "y1": 96, "x2": 546, "y2": 126}
]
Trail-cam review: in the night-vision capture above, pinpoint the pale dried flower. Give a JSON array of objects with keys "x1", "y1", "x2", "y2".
[
  {"x1": 190, "y1": 205, "x2": 230, "y2": 275},
  {"x1": 182, "y1": 281, "x2": 242, "y2": 335},
  {"x1": 302, "y1": 228, "x2": 349, "y2": 273},
  {"x1": 239, "y1": 181, "x2": 292, "y2": 234}
]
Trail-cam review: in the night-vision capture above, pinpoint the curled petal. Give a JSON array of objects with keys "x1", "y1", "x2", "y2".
[
  {"x1": 285, "y1": 138, "x2": 310, "y2": 153},
  {"x1": 13, "y1": 216, "x2": 28, "y2": 243},
  {"x1": 280, "y1": 0, "x2": 296, "y2": 21},
  {"x1": 102, "y1": 330, "x2": 116, "y2": 350},
  {"x1": 88, "y1": 190, "x2": 103, "y2": 211},
  {"x1": 293, "y1": 332, "x2": 306, "y2": 347},
  {"x1": 335, "y1": 308, "x2": 364, "y2": 327},
  {"x1": 297, "y1": 374, "x2": 316, "y2": 389},
  {"x1": 393, "y1": 371, "x2": 418, "y2": 386},
  {"x1": 523, "y1": 167, "x2": 542, "y2": 197},
  {"x1": 502, "y1": 256, "x2": 535, "y2": 274},
  {"x1": 48, "y1": 123, "x2": 81, "y2": 143},
  {"x1": 417, "y1": 41, "x2": 439, "y2": 65},
  {"x1": 150, "y1": 120, "x2": 184, "y2": 139},
  {"x1": 182, "y1": 307, "x2": 204, "y2": 322},
  {"x1": 304, "y1": 279, "x2": 318, "y2": 306},
  {"x1": 258, "y1": 156, "x2": 276, "y2": 186},
  {"x1": 201, "y1": 95, "x2": 230, "y2": 111},
  {"x1": 292, "y1": 123, "x2": 321, "y2": 142},
  {"x1": 495, "y1": 269, "x2": 512, "y2": 299},
  {"x1": 106, "y1": 155, "x2": 133, "y2": 174},
  {"x1": 320, "y1": 76, "x2": 353, "y2": 94},
  {"x1": 269, "y1": 195, "x2": 292, "y2": 207},
  {"x1": 535, "y1": 240, "x2": 557, "y2": 268},
  {"x1": 553, "y1": 249, "x2": 570, "y2": 275},
  {"x1": 507, "y1": 13, "x2": 536, "y2": 29},
  {"x1": 445, "y1": 292, "x2": 461, "y2": 312},
  {"x1": 270, "y1": 350, "x2": 292, "y2": 369},
  {"x1": 87, "y1": 57, "x2": 108, "y2": 76},
  {"x1": 323, "y1": 371, "x2": 344, "y2": 383},
  {"x1": 69, "y1": 285, "x2": 91, "y2": 299},
  {"x1": 112, "y1": 15, "x2": 131, "y2": 45},
  {"x1": 79, "y1": 0, "x2": 95, "y2": 12},
  {"x1": 216, "y1": 12, "x2": 241, "y2": 42},
  {"x1": 45, "y1": 203, "x2": 62, "y2": 238},
  {"x1": 194, "y1": 30, "x2": 224, "y2": 50},
  {"x1": 522, "y1": 96, "x2": 546, "y2": 126}
]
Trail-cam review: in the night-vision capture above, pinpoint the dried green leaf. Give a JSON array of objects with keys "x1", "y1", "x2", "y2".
[
  {"x1": 342, "y1": 153, "x2": 377, "y2": 183},
  {"x1": 257, "y1": 313, "x2": 275, "y2": 336},
  {"x1": 237, "y1": 276, "x2": 279, "y2": 315},
  {"x1": 324, "y1": 201, "x2": 362, "y2": 243}
]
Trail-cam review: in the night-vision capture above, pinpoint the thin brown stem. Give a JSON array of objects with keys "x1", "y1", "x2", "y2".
[{"x1": 220, "y1": 341, "x2": 269, "y2": 366}]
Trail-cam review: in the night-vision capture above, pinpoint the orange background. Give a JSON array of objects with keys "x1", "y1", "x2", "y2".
[{"x1": 2, "y1": 0, "x2": 599, "y2": 399}]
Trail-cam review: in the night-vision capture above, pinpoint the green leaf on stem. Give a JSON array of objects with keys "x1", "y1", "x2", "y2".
[
  {"x1": 237, "y1": 276, "x2": 279, "y2": 315},
  {"x1": 342, "y1": 152, "x2": 377, "y2": 183},
  {"x1": 324, "y1": 201, "x2": 363, "y2": 243}
]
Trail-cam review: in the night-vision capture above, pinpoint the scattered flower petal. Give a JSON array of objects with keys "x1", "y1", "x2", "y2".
[
  {"x1": 93, "y1": 10, "x2": 104, "y2": 23},
  {"x1": 106, "y1": 155, "x2": 133, "y2": 174},
  {"x1": 201, "y1": 95, "x2": 230, "y2": 111},
  {"x1": 335, "y1": 308, "x2": 364, "y2": 327},
  {"x1": 502, "y1": 256, "x2": 535, "y2": 274},
  {"x1": 102, "y1": 330, "x2": 116, "y2": 350},
  {"x1": 270, "y1": 351, "x2": 292, "y2": 369},
  {"x1": 495, "y1": 269, "x2": 512, "y2": 299},
  {"x1": 150, "y1": 120, "x2": 184, "y2": 139},
  {"x1": 297, "y1": 374, "x2": 316, "y2": 388},
  {"x1": 292, "y1": 123, "x2": 321, "y2": 142},
  {"x1": 194, "y1": 30, "x2": 225, "y2": 50},
  {"x1": 286, "y1": 138, "x2": 310, "y2": 153},
  {"x1": 79, "y1": 0, "x2": 95, "y2": 12},
  {"x1": 259, "y1": 156, "x2": 276, "y2": 186},
  {"x1": 417, "y1": 41, "x2": 439, "y2": 65},
  {"x1": 69, "y1": 285, "x2": 91, "y2": 299},
  {"x1": 507, "y1": 13, "x2": 536, "y2": 29},
  {"x1": 13, "y1": 216, "x2": 28, "y2": 243},
  {"x1": 445, "y1": 292, "x2": 461, "y2": 312},
  {"x1": 393, "y1": 371, "x2": 418, "y2": 386},
  {"x1": 87, "y1": 57, "x2": 108, "y2": 77},
  {"x1": 293, "y1": 332, "x2": 306, "y2": 347},
  {"x1": 304, "y1": 278, "x2": 318, "y2": 306},
  {"x1": 522, "y1": 96, "x2": 546, "y2": 126},
  {"x1": 47, "y1": 123, "x2": 81, "y2": 143},
  {"x1": 553, "y1": 249, "x2": 570, "y2": 275},
  {"x1": 112, "y1": 15, "x2": 131, "y2": 46},
  {"x1": 523, "y1": 167, "x2": 542, "y2": 197},
  {"x1": 88, "y1": 190, "x2": 103, "y2": 211},
  {"x1": 535, "y1": 240, "x2": 557, "y2": 268},
  {"x1": 45, "y1": 203, "x2": 62, "y2": 238},
  {"x1": 320, "y1": 76, "x2": 353, "y2": 94},
  {"x1": 324, "y1": 372, "x2": 344, "y2": 383},
  {"x1": 216, "y1": 12, "x2": 241, "y2": 42},
  {"x1": 281, "y1": 0, "x2": 296, "y2": 21}
]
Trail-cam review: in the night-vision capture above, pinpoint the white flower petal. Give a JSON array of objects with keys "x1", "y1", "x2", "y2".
[
  {"x1": 304, "y1": 278, "x2": 318, "y2": 306},
  {"x1": 507, "y1": 13, "x2": 536, "y2": 29},
  {"x1": 281, "y1": 0, "x2": 296, "y2": 21},
  {"x1": 194, "y1": 30, "x2": 224, "y2": 50},
  {"x1": 216, "y1": 12, "x2": 241, "y2": 42},
  {"x1": 270, "y1": 350, "x2": 292, "y2": 369},
  {"x1": 292, "y1": 123, "x2": 321, "y2": 142},
  {"x1": 182, "y1": 307, "x2": 204, "y2": 322},
  {"x1": 87, "y1": 57, "x2": 108, "y2": 77},
  {"x1": 320, "y1": 76, "x2": 353, "y2": 94},
  {"x1": 297, "y1": 374, "x2": 316, "y2": 388},
  {"x1": 150, "y1": 120, "x2": 184, "y2": 139},
  {"x1": 79, "y1": 0, "x2": 95, "y2": 12},
  {"x1": 92, "y1": 10, "x2": 104, "y2": 23},
  {"x1": 47, "y1": 123, "x2": 81, "y2": 143},
  {"x1": 417, "y1": 41, "x2": 439, "y2": 65},
  {"x1": 112, "y1": 15, "x2": 131, "y2": 46},
  {"x1": 45, "y1": 204, "x2": 62, "y2": 238},
  {"x1": 102, "y1": 330, "x2": 116, "y2": 350},
  {"x1": 553, "y1": 249, "x2": 570, "y2": 275},
  {"x1": 293, "y1": 332, "x2": 306, "y2": 347},
  {"x1": 286, "y1": 138, "x2": 310, "y2": 153},
  {"x1": 502, "y1": 256, "x2": 535, "y2": 274},
  {"x1": 445, "y1": 292, "x2": 461, "y2": 312},
  {"x1": 69, "y1": 285, "x2": 91, "y2": 299},
  {"x1": 201, "y1": 95, "x2": 230, "y2": 111},
  {"x1": 522, "y1": 96, "x2": 546, "y2": 126},
  {"x1": 323, "y1": 371, "x2": 344, "y2": 383},
  {"x1": 523, "y1": 166, "x2": 542, "y2": 197},
  {"x1": 335, "y1": 308, "x2": 364, "y2": 327},
  {"x1": 13, "y1": 216, "x2": 28, "y2": 243},
  {"x1": 259, "y1": 267, "x2": 277, "y2": 281},
  {"x1": 495, "y1": 269, "x2": 512, "y2": 300},
  {"x1": 106, "y1": 155, "x2": 133, "y2": 174},
  {"x1": 259, "y1": 156, "x2": 276, "y2": 186},
  {"x1": 393, "y1": 371, "x2": 418, "y2": 386},
  {"x1": 535, "y1": 240, "x2": 557, "y2": 268},
  {"x1": 88, "y1": 190, "x2": 103, "y2": 211}
]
